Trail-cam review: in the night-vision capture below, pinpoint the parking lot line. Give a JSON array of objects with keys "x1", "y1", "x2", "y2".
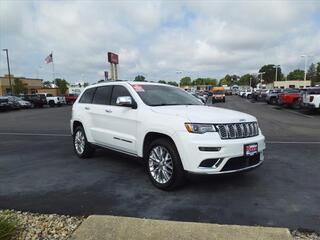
[{"x1": 0, "y1": 132, "x2": 70, "y2": 137}]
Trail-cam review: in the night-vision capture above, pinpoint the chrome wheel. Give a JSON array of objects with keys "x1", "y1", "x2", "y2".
[
  {"x1": 149, "y1": 146, "x2": 173, "y2": 184},
  {"x1": 74, "y1": 130, "x2": 85, "y2": 155}
]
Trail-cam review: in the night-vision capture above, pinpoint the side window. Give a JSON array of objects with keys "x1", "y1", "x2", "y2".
[
  {"x1": 79, "y1": 88, "x2": 96, "y2": 104},
  {"x1": 92, "y1": 86, "x2": 112, "y2": 105},
  {"x1": 111, "y1": 86, "x2": 132, "y2": 106}
]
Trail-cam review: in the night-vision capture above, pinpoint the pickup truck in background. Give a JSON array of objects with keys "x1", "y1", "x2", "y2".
[
  {"x1": 212, "y1": 86, "x2": 225, "y2": 103},
  {"x1": 65, "y1": 94, "x2": 79, "y2": 104},
  {"x1": 37, "y1": 93, "x2": 65, "y2": 107},
  {"x1": 303, "y1": 87, "x2": 320, "y2": 110},
  {"x1": 21, "y1": 94, "x2": 46, "y2": 108},
  {"x1": 265, "y1": 89, "x2": 282, "y2": 105},
  {"x1": 278, "y1": 88, "x2": 301, "y2": 108}
]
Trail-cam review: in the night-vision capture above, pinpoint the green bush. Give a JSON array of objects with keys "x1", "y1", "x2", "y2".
[{"x1": 0, "y1": 214, "x2": 20, "y2": 240}]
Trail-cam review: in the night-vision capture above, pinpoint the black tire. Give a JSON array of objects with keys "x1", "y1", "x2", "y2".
[
  {"x1": 270, "y1": 97, "x2": 277, "y2": 105},
  {"x1": 73, "y1": 126, "x2": 95, "y2": 158},
  {"x1": 49, "y1": 100, "x2": 55, "y2": 107},
  {"x1": 292, "y1": 100, "x2": 300, "y2": 109},
  {"x1": 223, "y1": 97, "x2": 226, "y2": 103},
  {"x1": 145, "y1": 138, "x2": 185, "y2": 190}
]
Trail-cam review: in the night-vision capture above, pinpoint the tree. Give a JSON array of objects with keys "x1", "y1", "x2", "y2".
[
  {"x1": 219, "y1": 78, "x2": 228, "y2": 86},
  {"x1": 158, "y1": 80, "x2": 166, "y2": 84},
  {"x1": 238, "y1": 74, "x2": 251, "y2": 86},
  {"x1": 316, "y1": 62, "x2": 320, "y2": 84},
  {"x1": 54, "y1": 78, "x2": 69, "y2": 94},
  {"x1": 258, "y1": 64, "x2": 283, "y2": 83},
  {"x1": 167, "y1": 81, "x2": 178, "y2": 86},
  {"x1": 287, "y1": 69, "x2": 304, "y2": 80},
  {"x1": 307, "y1": 63, "x2": 317, "y2": 86},
  {"x1": 192, "y1": 78, "x2": 217, "y2": 86},
  {"x1": 180, "y1": 76, "x2": 192, "y2": 86},
  {"x1": 12, "y1": 78, "x2": 26, "y2": 95},
  {"x1": 134, "y1": 75, "x2": 145, "y2": 82},
  {"x1": 238, "y1": 74, "x2": 258, "y2": 88},
  {"x1": 43, "y1": 81, "x2": 52, "y2": 88}
]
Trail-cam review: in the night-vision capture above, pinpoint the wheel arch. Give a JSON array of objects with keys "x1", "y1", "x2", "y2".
[
  {"x1": 72, "y1": 120, "x2": 83, "y2": 134},
  {"x1": 142, "y1": 132, "x2": 177, "y2": 159}
]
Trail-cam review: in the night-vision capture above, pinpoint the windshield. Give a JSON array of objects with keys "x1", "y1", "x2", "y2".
[
  {"x1": 213, "y1": 90, "x2": 224, "y2": 94},
  {"x1": 306, "y1": 88, "x2": 320, "y2": 95},
  {"x1": 132, "y1": 84, "x2": 202, "y2": 106}
]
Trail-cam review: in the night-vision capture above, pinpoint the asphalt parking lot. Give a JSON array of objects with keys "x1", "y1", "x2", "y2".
[{"x1": 0, "y1": 96, "x2": 320, "y2": 232}]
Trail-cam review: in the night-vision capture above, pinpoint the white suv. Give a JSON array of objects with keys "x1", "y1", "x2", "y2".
[{"x1": 71, "y1": 81, "x2": 265, "y2": 190}]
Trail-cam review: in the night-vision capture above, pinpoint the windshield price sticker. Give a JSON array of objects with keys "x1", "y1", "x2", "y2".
[{"x1": 133, "y1": 85, "x2": 145, "y2": 92}]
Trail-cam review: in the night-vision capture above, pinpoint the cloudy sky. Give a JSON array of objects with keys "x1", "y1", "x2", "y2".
[{"x1": 0, "y1": 0, "x2": 319, "y2": 83}]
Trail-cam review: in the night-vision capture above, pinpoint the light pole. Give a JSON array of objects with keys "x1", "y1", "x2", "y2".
[
  {"x1": 301, "y1": 55, "x2": 312, "y2": 87},
  {"x1": 273, "y1": 65, "x2": 280, "y2": 82},
  {"x1": 258, "y1": 72, "x2": 265, "y2": 82},
  {"x1": 176, "y1": 70, "x2": 183, "y2": 87},
  {"x1": 2, "y1": 49, "x2": 12, "y2": 95}
]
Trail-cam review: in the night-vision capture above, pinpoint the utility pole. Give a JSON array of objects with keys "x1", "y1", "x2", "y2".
[
  {"x1": 301, "y1": 55, "x2": 312, "y2": 87},
  {"x1": 273, "y1": 65, "x2": 280, "y2": 82},
  {"x1": 2, "y1": 49, "x2": 12, "y2": 95}
]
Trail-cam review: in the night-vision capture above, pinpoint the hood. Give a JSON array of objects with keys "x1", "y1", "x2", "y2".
[
  {"x1": 19, "y1": 100, "x2": 30, "y2": 104},
  {"x1": 151, "y1": 105, "x2": 256, "y2": 123}
]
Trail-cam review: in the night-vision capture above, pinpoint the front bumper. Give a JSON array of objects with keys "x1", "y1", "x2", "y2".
[
  {"x1": 173, "y1": 131, "x2": 266, "y2": 174},
  {"x1": 303, "y1": 103, "x2": 317, "y2": 109}
]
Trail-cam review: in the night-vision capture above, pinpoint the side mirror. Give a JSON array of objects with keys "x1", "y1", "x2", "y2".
[{"x1": 116, "y1": 96, "x2": 137, "y2": 108}]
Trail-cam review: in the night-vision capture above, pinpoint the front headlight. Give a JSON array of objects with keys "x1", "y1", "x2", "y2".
[{"x1": 184, "y1": 123, "x2": 216, "y2": 134}]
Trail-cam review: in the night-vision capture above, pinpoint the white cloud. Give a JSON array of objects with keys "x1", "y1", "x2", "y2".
[{"x1": 0, "y1": 0, "x2": 319, "y2": 83}]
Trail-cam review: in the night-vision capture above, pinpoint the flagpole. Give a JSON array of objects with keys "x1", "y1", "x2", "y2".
[{"x1": 51, "y1": 51, "x2": 55, "y2": 81}]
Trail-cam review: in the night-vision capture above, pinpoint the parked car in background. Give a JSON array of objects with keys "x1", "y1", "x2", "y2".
[
  {"x1": 243, "y1": 89, "x2": 253, "y2": 99},
  {"x1": 265, "y1": 89, "x2": 282, "y2": 105},
  {"x1": 8, "y1": 96, "x2": 32, "y2": 109},
  {"x1": 278, "y1": 88, "x2": 301, "y2": 108},
  {"x1": 212, "y1": 86, "x2": 225, "y2": 103},
  {"x1": 21, "y1": 94, "x2": 46, "y2": 108},
  {"x1": 71, "y1": 82, "x2": 265, "y2": 190},
  {"x1": 303, "y1": 87, "x2": 320, "y2": 110},
  {"x1": 0, "y1": 97, "x2": 10, "y2": 111},
  {"x1": 191, "y1": 93, "x2": 206, "y2": 104},
  {"x1": 38, "y1": 93, "x2": 65, "y2": 107},
  {"x1": 252, "y1": 90, "x2": 269, "y2": 102},
  {"x1": 65, "y1": 94, "x2": 79, "y2": 104}
]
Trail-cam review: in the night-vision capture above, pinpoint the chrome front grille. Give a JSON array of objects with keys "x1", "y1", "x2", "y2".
[{"x1": 215, "y1": 122, "x2": 259, "y2": 139}]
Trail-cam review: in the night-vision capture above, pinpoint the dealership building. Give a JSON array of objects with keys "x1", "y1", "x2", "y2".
[{"x1": 0, "y1": 74, "x2": 43, "y2": 96}]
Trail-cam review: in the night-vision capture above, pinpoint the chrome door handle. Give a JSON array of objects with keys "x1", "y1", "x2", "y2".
[
  {"x1": 105, "y1": 109, "x2": 112, "y2": 113},
  {"x1": 85, "y1": 107, "x2": 90, "y2": 110}
]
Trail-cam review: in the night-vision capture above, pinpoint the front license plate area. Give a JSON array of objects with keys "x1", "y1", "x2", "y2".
[{"x1": 244, "y1": 143, "x2": 258, "y2": 156}]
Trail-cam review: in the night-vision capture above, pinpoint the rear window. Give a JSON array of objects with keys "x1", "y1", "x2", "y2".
[
  {"x1": 92, "y1": 86, "x2": 112, "y2": 105},
  {"x1": 79, "y1": 88, "x2": 96, "y2": 103},
  {"x1": 307, "y1": 88, "x2": 320, "y2": 95}
]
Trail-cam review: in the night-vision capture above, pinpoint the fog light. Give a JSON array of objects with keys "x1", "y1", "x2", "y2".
[
  {"x1": 199, "y1": 158, "x2": 220, "y2": 167},
  {"x1": 198, "y1": 147, "x2": 221, "y2": 152}
]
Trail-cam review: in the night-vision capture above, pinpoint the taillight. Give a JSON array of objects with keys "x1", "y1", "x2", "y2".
[{"x1": 310, "y1": 96, "x2": 314, "y2": 102}]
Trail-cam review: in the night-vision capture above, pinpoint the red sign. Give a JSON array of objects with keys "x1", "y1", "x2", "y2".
[{"x1": 108, "y1": 52, "x2": 119, "y2": 64}]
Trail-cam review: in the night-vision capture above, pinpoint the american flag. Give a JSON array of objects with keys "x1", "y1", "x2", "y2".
[{"x1": 45, "y1": 53, "x2": 53, "y2": 64}]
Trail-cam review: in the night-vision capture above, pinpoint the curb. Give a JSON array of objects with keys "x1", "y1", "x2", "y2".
[{"x1": 70, "y1": 215, "x2": 293, "y2": 240}]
